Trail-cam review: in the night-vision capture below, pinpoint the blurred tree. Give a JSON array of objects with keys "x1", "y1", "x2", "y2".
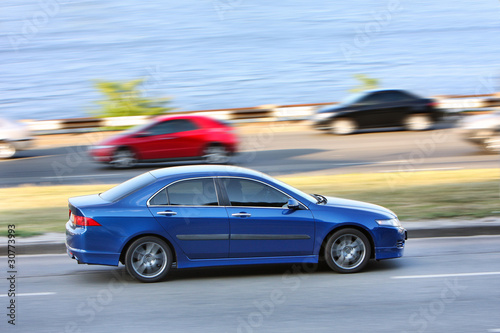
[
  {"x1": 349, "y1": 74, "x2": 380, "y2": 93},
  {"x1": 90, "y1": 78, "x2": 173, "y2": 117}
]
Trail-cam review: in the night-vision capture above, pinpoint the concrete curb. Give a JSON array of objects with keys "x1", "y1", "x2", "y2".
[{"x1": 2, "y1": 219, "x2": 500, "y2": 256}]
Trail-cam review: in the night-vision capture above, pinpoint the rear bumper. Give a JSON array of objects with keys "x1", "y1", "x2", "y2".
[
  {"x1": 66, "y1": 244, "x2": 120, "y2": 266},
  {"x1": 66, "y1": 220, "x2": 120, "y2": 266}
]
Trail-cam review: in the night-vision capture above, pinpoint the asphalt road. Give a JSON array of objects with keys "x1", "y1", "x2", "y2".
[
  {"x1": 0, "y1": 127, "x2": 498, "y2": 187},
  {"x1": 1, "y1": 235, "x2": 499, "y2": 332}
]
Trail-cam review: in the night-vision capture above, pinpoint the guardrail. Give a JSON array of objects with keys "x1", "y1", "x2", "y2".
[{"x1": 23, "y1": 93, "x2": 500, "y2": 133}]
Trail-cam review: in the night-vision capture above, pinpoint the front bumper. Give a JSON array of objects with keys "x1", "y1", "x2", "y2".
[
  {"x1": 88, "y1": 147, "x2": 114, "y2": 162},
  {"x1": 10, "y1": 138, "x2": 34, "y2": 151},
  {"x1": 375, "y1": 227, "x2": 407, "y2": 260}
]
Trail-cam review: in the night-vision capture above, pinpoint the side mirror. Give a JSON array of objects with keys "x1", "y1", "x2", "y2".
[{"x1": 287, "y1": 198, "x2": 300, "y2": 210}]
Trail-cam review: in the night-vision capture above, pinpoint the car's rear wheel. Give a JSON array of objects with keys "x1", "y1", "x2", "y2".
[
  {"x1": 405, "y1": 114, "x2": 433, "y2": 131},
  {"x1": 324, "y1": 228, "x2": 371, "y2": 273},
  {"x1": 203, "y1": 144, "x2": 230, "y2": 164},
  {"x1": 125, "y1": 236, "x2": 173, "y2": 283},
  {"x1": 112, "y1": 147, "x2": 137, "y2": 168},
  {"x1": 0, "y1": 141, "x2": 16, "y2": 159},
  {"x1": 330, "y1": 118, "x2": 356, "y2": 135}
]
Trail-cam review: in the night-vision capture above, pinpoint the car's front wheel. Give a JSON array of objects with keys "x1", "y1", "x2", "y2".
[
  {"x1": 0, "y1": 141, "x2": 16, "y2": 159},
  {"x1": 125, "y1": 236, "x2": 173, "y2": 283},
  {"x1": 111, "y1": 147, "x2": 137, "y2": 168},
  {"x1": 330, "y1": 118, "x2": 357, "y2": 135},
  {"x1": 404, "y1": 114, "x2": 433, "y2": 131},
  {"x1": 324, "y1": 228, "x2": 371, "y2": 273}
]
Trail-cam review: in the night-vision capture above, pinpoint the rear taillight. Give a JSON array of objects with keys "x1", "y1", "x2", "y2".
[
  {"x1": 427, "y1": 101, "x2": 438, "y2": 107},
  {"x1": 70, "y1": 212, "x2": 101, "y2": 227}
]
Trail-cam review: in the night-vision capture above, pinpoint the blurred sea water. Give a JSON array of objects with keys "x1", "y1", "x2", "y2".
[{"x1": 1, "y1": 0, "x2": 499, "y2": 120}]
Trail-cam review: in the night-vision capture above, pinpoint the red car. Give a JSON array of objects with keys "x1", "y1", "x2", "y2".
[{"x1": 89, "y1": 115, "x2": 238, "y2": 168}]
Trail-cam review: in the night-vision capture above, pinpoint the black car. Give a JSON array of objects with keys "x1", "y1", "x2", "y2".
[{"x1": 311, "y1": 89, "x2": 442, "y2": 134}]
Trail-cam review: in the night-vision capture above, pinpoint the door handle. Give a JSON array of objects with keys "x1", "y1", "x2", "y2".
[
  {"x1": 161, "y1": 137, "x2": 178, "y2": 140},
  {"x1": 157, "y1": 211, "x2": 177, "y2": 216},
  {"x1": 231, "y1": 212, "x2": 251, "y2": 218}
]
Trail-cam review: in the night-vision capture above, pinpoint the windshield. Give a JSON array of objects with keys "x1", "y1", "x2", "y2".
[
  {"x1": 120, "y1": 122, "x2": 153, "y2": 135},
  {"x1": 269, "y1": 177, "x2": 317, "y2": 204},
  {"x1": 99, "y1": 172, "x2": 156, "y2": 202},
  {"x1": 338, "y1": 92, "x2": 367, "y2": 106}
]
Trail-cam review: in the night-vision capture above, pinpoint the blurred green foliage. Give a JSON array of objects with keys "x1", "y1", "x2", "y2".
[
  {"x1": 349, "y1": 74, "x2": 380, "y2": 93},
  {"x1": 91, "y1": 78, "x2": 173, "y2": 117}
]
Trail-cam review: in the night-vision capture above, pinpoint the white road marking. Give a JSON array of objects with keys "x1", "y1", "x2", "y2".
[
  {"x1": 0, "y1": 292, "x2": 56, "y2": 297},
  {"x1": 487, "y1": 329, "x2": 500, "y2": 333},
  {"x1": 391, "y1": 272, "x2": 500, "y2": 279},
  {"x1": 0, "y1": 155, "x2": 57, "y2": 162}
]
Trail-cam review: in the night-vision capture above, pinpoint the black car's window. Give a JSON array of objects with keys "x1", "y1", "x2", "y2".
[
  {"x1": 147, "y1": 119, "x2": 198, "y2": 136},
  {"x1": 221, "y1": 178, "x2": 289, "y2": 208},
  {"x1": 385, "y1": 91, "x2": 417, "y2": 102},
  {"x1": 149, "y1": 188, "x2": 168, "y2": 205},
  {"x1": 360, "y1": 93, "x2": 392, "y2": 104},
  {"x1": 167, "y1": 178, "x2": 218, "y2": 206},
  {"x1": 100, "y1": 172, "x2": 156, "y2": 202}
]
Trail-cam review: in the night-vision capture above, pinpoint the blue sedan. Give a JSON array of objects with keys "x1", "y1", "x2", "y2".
[{"x1": 66, "y1": 165, "x2": 407, "y2": 282}]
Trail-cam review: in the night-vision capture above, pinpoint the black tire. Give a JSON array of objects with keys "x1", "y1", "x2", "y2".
[
  {"x1": 203, "y1": 143, "x2": 230, "y2": 164},
  {"x1": 404, "y1": 114, "x2": 433, "y2": 131},
  {"x1": 324, "y1": 228, "x2": 371, "y2": 273},
  {"x1": 125, "y1": 236, "x2": 173, "y2": 283},
  {"x1": 111, "y1": 147, "x2": 137, "y2": 168},
  {"x1": 330, "y1": 118, "x2": 357, "y2": 135}
]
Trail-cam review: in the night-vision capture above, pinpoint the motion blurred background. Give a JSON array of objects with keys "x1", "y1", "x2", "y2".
[{"x1": 1, "y1": 0, "x2": 499, "y2": 120}]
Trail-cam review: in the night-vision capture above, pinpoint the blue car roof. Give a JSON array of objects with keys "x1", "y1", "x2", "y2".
[{"x1": 149, "y1": 165, "x2": 267, "y2": 180}]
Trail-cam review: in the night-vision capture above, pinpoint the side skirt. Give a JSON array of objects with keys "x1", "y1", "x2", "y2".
[{"x1": 176, "y1": 255, "x2": 319, "y2": 269}]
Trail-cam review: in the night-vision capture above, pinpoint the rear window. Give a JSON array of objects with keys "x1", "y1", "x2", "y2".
[{"x1": 99, "y1": 172, "x2": 156, "y2": 202}]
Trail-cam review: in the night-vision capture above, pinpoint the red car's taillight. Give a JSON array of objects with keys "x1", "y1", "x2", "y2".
[{"x1": 427, "y1": 101, "x2": 438, "y2": 107}]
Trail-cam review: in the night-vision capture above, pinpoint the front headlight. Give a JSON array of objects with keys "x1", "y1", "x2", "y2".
[
  {"x1": 376, "y1": 218, "x2": 401, "y2": 227},
  {"x1": 91, "y1": 145, "x2": 114, "y2": 150},
  {"x1": 312, "y1": 112, "x2": 332, "y2": 121}
]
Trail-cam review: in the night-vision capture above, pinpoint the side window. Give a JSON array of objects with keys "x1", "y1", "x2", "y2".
[
  {"x1": 175, "y1": 119, "x2": 198, "y2": 132},
  {"x1": 149, "y1": 188, "x2": 168, "y2": 205},
  {"x1": 222, "y1": 178, "x2": 289, "y2": 208},
  {"x1": 167, "y1": 178, "x2": 218, "y2": 206},
  {"x1": 147, "y1": 121, "x2": 176, "y2": 136},
  {"x1": 358, "y1": 94, "x2": 379, "y2": 105},
  {"x1": 147, "y1": 119, "x2": 198, "y2": 136}
]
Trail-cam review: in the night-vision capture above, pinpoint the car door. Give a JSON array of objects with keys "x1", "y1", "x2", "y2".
[
  {"x1": 147, "y1": 177, "x2": 229, "y2": 259},
  {"x1": 132, "y1": 119, "x2": 202, "y2": 160},
  {"x1": 354, "y1": 92, "x2": 401, "y2": 128},
  {"x1": 220, "y1": 177, "x2": 315, "y2": 258}
]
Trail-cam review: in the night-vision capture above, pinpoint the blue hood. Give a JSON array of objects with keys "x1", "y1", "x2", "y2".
[{"x1": 324, "y1": 196, "x2": 396, "y2": 218}]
